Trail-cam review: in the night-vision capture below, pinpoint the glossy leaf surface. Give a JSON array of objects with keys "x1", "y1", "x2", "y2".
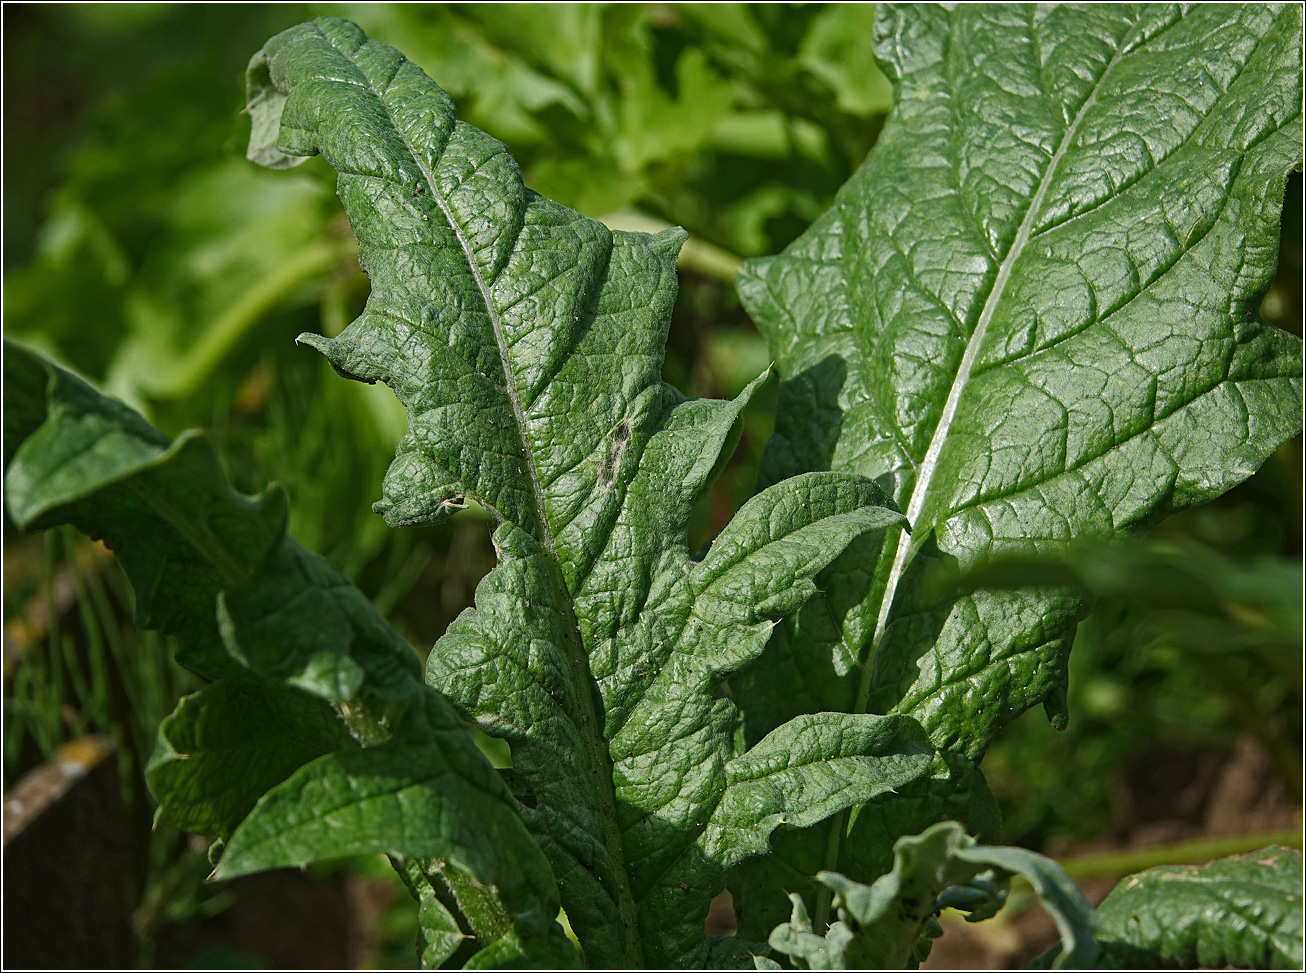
[{"x1": 736, "y1": 0, "x2": 1303, "y2": 926}]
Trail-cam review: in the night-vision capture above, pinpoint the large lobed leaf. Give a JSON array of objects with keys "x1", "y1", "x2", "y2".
[
  {"x1": 2, "y1": 339, "x2": 576, "y2": 968},
  {"x1": 735, "y1": 0, "x2": 1303, "y2": 926},
  {"x1": 246, "y1": 17, "x2": 927, "y2": 967},
  {"x1": 764, "y1": 821, "x2": 1100, "y2": 970}
]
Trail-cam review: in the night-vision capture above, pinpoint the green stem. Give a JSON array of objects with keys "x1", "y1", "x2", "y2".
[
  {"x1": 1046, "y1": 830, "x2": 1304, "y2": 883},
  {"x1": 159, "y1": 235, "x2": 357, "y2": 399}
]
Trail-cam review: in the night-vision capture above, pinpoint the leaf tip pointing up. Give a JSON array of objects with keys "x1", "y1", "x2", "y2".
[{"x1": 647, "y1": 224, "x2": 689, "y2": 262}]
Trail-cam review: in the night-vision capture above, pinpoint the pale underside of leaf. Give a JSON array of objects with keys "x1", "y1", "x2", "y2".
[
  {"x1": 767, "y1": 821, "x2": 1101, "y2": 970},
  {"x1": 2, "y1": 339, "x2": 577, "y2": 967}
]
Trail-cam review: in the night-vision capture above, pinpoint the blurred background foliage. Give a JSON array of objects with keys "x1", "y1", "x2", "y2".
[{"x1": 2, "y1": 3, "x2": 1300, "y2": 968}]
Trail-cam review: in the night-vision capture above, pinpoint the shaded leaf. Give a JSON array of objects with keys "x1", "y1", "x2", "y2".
[
  {"x1": 5, "y1": 338, "x2": 285, "y2": 679},
  {"x1": 2, "y1": 338, "x2": 575, "y2": 968},
  {"x1": 768, "y1": 821, "x2": 1099, "y2": 970},
  {"x1": 146, "y1": 679, "x2": 353, "y2": 838}
]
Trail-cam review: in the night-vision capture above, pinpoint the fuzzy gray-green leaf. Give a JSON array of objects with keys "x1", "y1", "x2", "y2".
[{"x1": 768, "y1": 821, "x2": 1100, "y2": 970}]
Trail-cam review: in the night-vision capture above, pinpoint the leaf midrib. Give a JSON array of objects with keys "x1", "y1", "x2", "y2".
[
  {"x1": 853, "y1": 20, "x2": 1133, "y2": 713},
  {"x1": 341, "y1": 33, "x2": 644, "y2": 965},
  {"x1": 807, "y1": 9, "x2": 1140, "y2": 931}
]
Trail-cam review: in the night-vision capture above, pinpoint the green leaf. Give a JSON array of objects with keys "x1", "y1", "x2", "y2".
[
  {"x1": 768, "y1": 821, "x2": 1100, "y2": 970},
  {"x1": 418, "y1": 900, "x2": 467, "y2": 969},
  {"x1": 249, "y1": 17, "x2": 919, "y2": 966},
  {"x1": 2, "y1": 338, "x2": 576, "y2": 968},
  {"x1": 146, "y1": 679, "x2": 354, "y2": 838},
  {"x1": 797, "y1": 5, "x2": 893, "y2": 119},
  {"x1": 707, "y1": 713, "x2": 932, "y2": 867},
  {"x1": 422, "y1": 469, "x2": 912, "y2": 968},
  {"x1": 744, "y1": 0, "x2": 1303, "y2": 754},
  {"x1": 1092, "y1": 845, "x2": 1303, "y2": 969},
  {"x1": 736, "y1": 0, "x2": 1303, "y2": 921},
  {"x1": 2, "y1": 341, "x2": 53, "y2": 469},
  {"x1": 4, "y1": 338, "x2": 286, "y2": 679},
  {"x1": 727, "y1": 751, "x2": 1000, "y2": 947},
  {"x1": 215, "y1": 692, "x2": 577, "y2": 967}
]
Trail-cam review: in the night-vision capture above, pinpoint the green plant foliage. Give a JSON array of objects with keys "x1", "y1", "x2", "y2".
[
  {"x1": 3, "y1": 4, "x2": 1302, "y2": 970},
  {"x1": 247, "y1": 19, "x2": 921, "y2": 967},
  {"x1": 764, "y1": 836, "x2": 1304, "y2": 971},
  {"x1": 331, "y1": 3, "x2": 892, "y2": 253},
  {"x1": 2, "y1": 5, "x2": 343, "y2": 399},
  {"x1": 329, "y1": 3, "x2": 735, "y2": 220},
  {"x1": 1, "y1": 4, "x2": 894, "y2": 644},
  {"x1": 968, "y1": 535, "x2": 1304, "y2": 846},
  {"x1": 1030, "y1": 846, "x2": 1304, "y2": 970},
  {"x1": 3, "y1": 339, "x2": 577, "y2": 968},
  {"x1": 763, "y1": 822, "x2": 1100, "y2": 970},
  {"x1": 1090, "y1": 846, "x2": 1303, "y2": 969},
  {"x1": 733, "y1": 0, "x2": 1302, "y2": 935}
]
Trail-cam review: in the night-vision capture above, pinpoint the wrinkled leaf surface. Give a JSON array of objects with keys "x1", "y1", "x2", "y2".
[
  {"x1": 736, "y1": 0, "x2": 1303, "y2": 926},
  {"x1": 249, "y1": 17, "x2": 925, "y2": 967}
]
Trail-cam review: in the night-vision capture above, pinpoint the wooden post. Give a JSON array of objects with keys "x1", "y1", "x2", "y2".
[{"x1": 3, "y1": 736, "x2": 138, "y2": 967}]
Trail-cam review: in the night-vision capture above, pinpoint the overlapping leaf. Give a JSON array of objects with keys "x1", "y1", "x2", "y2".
[
  {"x1": 735, "y1": 0, "x2": 1303, "y2": 924},
  {"x1": 729, "y1": 750, "x2": 1001, "y2": 948},
  {"x1": 2, "y1": 339, "x2": 576, "y2": 968},
  {"x1": 248, "y1": 18, "x2": 926, "y2": 967},
  {"x1": 765, "y1": 821, "x2": 1099, "y2": 970}
]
